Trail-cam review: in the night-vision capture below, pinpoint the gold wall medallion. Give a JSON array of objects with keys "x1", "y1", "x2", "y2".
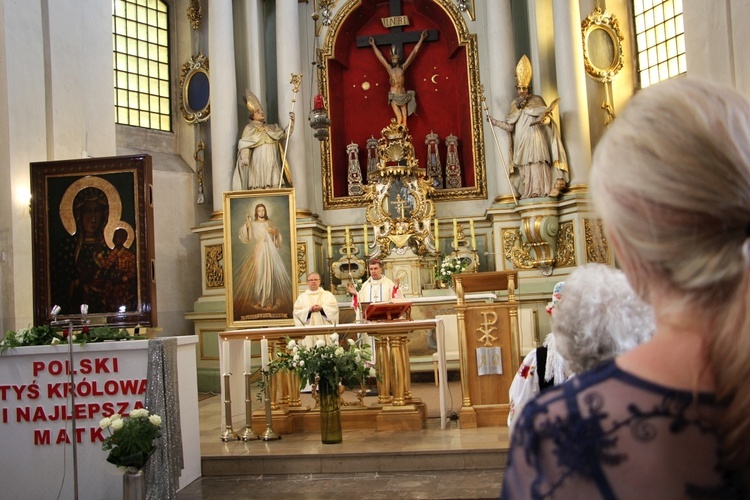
[{"x1": 179, "y1": 54, "x2": 210, "y2": 124}]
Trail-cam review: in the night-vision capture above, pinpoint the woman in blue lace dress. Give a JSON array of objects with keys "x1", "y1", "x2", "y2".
[{"x1": 501, "y1": 79, "x2": 748, "y2": 498}]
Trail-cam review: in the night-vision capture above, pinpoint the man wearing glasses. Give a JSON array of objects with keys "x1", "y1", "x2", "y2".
[{"x1": 293, "y1": 272, "x2": 340, "y2": 332}]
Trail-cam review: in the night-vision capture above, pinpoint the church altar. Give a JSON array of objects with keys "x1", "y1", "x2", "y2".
[
  {"x1": 0, "y1": 337, "x2": 201, "y2": 499},
  {"x1": 219, "y1": 318, "x2": 450, "y2": 433}
]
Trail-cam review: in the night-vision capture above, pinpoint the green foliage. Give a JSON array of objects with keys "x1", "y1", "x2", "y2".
[
  {"x1": 100, "y1": 409, "x2": 162, "y2": 469},
  {"x1": 1, "y1": 325, "x2": 135, "y2": 354},
  {"x1": 270, "y1": 333, "x2": 375, "y2": 391}
]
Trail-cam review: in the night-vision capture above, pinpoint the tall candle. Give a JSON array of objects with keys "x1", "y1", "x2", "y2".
[
  {"x1": 363, "y1": 224, "x2": 368, "y2": 252},
  {"x1": 434, "y1": 218, "x2": 439, "y2": 243},
  {"x1": 470, "y1": 218, "x2": 477, "y2": 250},
  {"x1": 327, "y1": 226, "x2": 333, "y2": 256},
  {"x1": 243, "y1": 338, "x2": 252, "y2": 374},
  {"x1": 345, "y1": 226, "x2": 351, "y2": 257},
  {"x1": 260, "y1": 337, "x2": 269, "y2": 371},
  {"x1": 222, "y1": 339, "x2": 230, "y2": 375},
  {"x1": 453, "y1": 218, "x2": 458, "y2": 250}
]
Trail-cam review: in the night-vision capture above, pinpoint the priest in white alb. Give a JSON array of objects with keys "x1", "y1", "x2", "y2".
[
  {"x1": 293, "y1": 272, "x2": 339, "y2": 347},
  {"x1": 346, "y1": 259, "x2": 402, "y2": 309},
  {"x1": 346, "y1": 259, "x2": 403, "y2": 358}
]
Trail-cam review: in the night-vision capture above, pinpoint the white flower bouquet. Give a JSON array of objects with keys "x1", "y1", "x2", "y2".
[
  {"x1": 436, "y1": 255, "x2": 470, "y2": 287},
  {"x1": 100, "y1": 408, "x2": 162, "y2": 470}
]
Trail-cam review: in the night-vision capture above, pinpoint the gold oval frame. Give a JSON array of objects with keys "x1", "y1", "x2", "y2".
[
  {"x1": 179, "y1": 53, "x2": 211, "y2": 124},
  {"x1": 581, "y1": 8, "x2": 624, "y2": 83}
]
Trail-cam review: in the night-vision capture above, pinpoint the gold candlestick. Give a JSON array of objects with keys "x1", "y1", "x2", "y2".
[
  {"x1": 327, "y1": 256, "x2": 335, "y2": 293},
  {"x1": 260, "y1": 371, "x2": 281, "y2": 441},
  {"x1": 238, "y1": 372, "x2": 259, "y2": 441},
  {"x1": 219, "y1": 373, "x2": 238, "y2": 441}
]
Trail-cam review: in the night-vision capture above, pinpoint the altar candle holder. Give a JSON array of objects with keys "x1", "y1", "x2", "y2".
[
  {"x1": 238, "y1": 372, "x2": 259, "y2": 441},
  {"x1": 260, "y1": 371, "x2": 281, "y2": 441},
  {"x1": 327, "y1": 255, "x2": 335, "y2": 293},
  {"x1": 472, "y1": 248, "x2": 480, "y2": 273},
  {"x1": 219, "y1": 372, "x2": 238, "y2": 441}
]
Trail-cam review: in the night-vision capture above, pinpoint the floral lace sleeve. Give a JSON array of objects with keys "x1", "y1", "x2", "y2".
[{"x1": 501, "y1": 359, "x2": 741, "y2": 499}]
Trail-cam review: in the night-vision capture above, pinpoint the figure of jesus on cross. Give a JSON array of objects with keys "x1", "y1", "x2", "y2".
[{"x1": 368, "y1": 30, "x2": 428, "y2": 128}]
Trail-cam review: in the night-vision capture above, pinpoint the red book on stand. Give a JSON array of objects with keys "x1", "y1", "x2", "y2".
[{"x1": 363, "y1": 301, "x2": 412, "y2": 322}]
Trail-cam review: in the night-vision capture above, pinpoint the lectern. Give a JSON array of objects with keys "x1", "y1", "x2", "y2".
[{"x1": 452, "y1": 271, "x2": 520, "y2": 428}]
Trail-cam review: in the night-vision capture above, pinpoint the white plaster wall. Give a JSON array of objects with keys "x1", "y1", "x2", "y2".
[
  {"x1": 684, "y1": 0, "x2": 750, "y2": 96},
  {"x1": 0, "y1": 1, "x2": 47, "y2": 330},
  {"x1": 151, "y1": 167, "x2": 202, "y2": 335}
]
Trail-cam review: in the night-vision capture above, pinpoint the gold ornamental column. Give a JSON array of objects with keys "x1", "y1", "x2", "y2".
[
  {"x1": 389, "y1": 336, "x2": 406, "y2": 406},
  {"x1": 375, "y1": 337, "x2": 392, "y2": 405}
]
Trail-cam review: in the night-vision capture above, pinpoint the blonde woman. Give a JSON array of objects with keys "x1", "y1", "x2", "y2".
[{"x1": 502, "y1": 79, "x2": 747, "y2": 497}]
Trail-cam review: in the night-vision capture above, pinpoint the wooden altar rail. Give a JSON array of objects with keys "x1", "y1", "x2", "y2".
[{"x1": 219, "y1": 319, "x2": 448, "y2": 432}]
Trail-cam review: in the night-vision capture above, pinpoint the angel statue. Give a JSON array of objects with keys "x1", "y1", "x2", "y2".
[
  {"x1": 232, "y1": 89, "x2": 295, "y2": 190},
  {"x1": 488, "y1": 55, "x2": 569, "y2": 199}
]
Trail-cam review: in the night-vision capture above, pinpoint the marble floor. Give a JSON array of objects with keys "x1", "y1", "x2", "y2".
[{"x1": 177, "y1": 383, "x2": 509, "y2": 499}]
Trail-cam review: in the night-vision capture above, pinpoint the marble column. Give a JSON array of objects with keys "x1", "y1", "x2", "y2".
[
  {"x1": 552, "y1": 0, "x2": 592, "y2": 186},
  {"x1": 208, "y1": 0, "x2": 239, "y2": 215},
  {"x1": 483, "y1": 0, "x2": 517, "y2": 200},
  {"x1": 275, "y1": 0, "x2": 310, "y2": 216}
]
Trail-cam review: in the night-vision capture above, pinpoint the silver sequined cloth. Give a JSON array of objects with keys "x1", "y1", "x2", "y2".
[{"x1": 144, "y1": 338, "x2": 184, "y2": 499}]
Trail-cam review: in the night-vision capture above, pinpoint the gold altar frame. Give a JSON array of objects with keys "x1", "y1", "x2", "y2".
[
  {"x1": 223, "y1": 189, "x2": 298, "y2": 328},
  {"x1": 318, "y1": 0, "x2": 487, "y2": 209}
]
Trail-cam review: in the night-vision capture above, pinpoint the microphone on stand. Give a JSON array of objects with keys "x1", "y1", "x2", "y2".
[
  {"x1": 48, "y1": 303, "x2": 81, "y2": 499},
  {"x1": 80, "y1": 304, "x2": 89, "y2": 324}
]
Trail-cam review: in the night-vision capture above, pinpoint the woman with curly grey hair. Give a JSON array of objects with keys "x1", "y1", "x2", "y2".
[
  {"x1": 507, "y1": 265, "x2": 654, "y2": 435},
  {"x1": 502, "y1": 79, "x2": 748, "y2": 498},
  {"x1": 552, "y1": 263, "x2": 655, "y2": 375}
]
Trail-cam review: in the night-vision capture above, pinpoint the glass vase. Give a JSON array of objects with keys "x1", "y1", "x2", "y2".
[{"x1": 318, "y1": 379, "x2": 343, "y2": 444}]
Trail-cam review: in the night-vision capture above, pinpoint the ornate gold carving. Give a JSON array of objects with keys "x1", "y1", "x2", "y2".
[
  {"x1": 502, "y1": 228, "x2": 535, "y2": 270},
  {"x1": 454, "y1": 0, "x2": 476, "y2": 21},
  {"x1": 187, "y1": 0, "x2": 202, "y2": 30},
  {"x1": 584, "y1": 218, "x2": 610, "y2": 263},
  {"x1": 297, "y1": 242, "x2": 307, "y2": 283},
  {"x1": 194, "y1": 139, "x2": 205, "y2": 204},
  {"x1": 205, "y1": 244, "x2": 224, "y2": 289},
  {"x1": 555, "y1": 221, "x2": 576, "y2": 268},
  {"x1": 521, "y1": 215, "x2": 559, "y2": 268},
  {"x1": 476, "y1": 310, "x2": 498, "y2": 347},
  {"x1": 362, "y1": 124, "x2": 437, "y2": 257},
  {"x1": 313, "y1": 0, "x2": 338, "y2": 35},
  {"x1": 332, "y1": 253, "x2": 366, "y2": 282},
  {"x1": 581, "y1": 8, "x2": 624, "y2": 83},
  {"x1": 320, "y1": 0, "x2": 486, "y2": 209}
]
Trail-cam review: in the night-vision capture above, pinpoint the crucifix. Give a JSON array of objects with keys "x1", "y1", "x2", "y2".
[
  {"x1": 356, "y1": 1, "x2": 439, "y2": 127},
  {"x1": 393, "y1": 193, "x2": 407, "y2": 220},
  {"x1": 355, "y1": 0, "x2": 438, "y2": 62},
  {"x1": 357, "y1": 0, "x2": 438, "y2": 61}
]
